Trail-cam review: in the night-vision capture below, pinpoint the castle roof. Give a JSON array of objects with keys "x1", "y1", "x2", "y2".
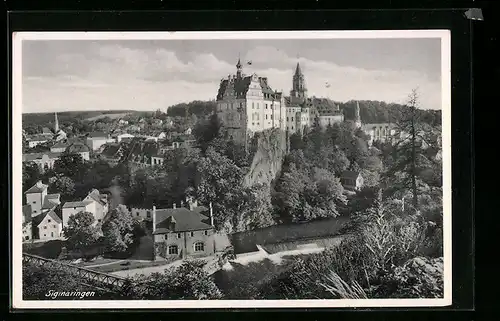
[
  {"x1": 216, "y1": 74, "x2": 281, "y2": 101},
  {"x1": 154, "y1": 207, "x2": 212, "y2": 234}
]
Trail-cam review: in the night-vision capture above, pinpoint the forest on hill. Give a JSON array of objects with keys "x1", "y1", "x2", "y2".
[{"x1": 22, "y1": 110, "x2": 140, "y2": 127}]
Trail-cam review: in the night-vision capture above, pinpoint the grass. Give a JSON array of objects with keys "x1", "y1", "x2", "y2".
[
  {"x1": 23, "y1": 240, "x2": 64, "y2": 259},
  {"x1": 88, "y1": 260, "x2": 169, "y2": 273}
]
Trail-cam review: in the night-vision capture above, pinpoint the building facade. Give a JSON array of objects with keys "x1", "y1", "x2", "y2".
[
  {"x1": 86, "y1": 132, "x2": 114, "y2": 151},
  {"x1": 37, "y1": 210, "x2": 63, "y2": 241},
  {"x1": 152, "y1": 200, "x2": 216, "y2": 260},
  {"x1": 216, "y1": 58, "x2": 286, "y2": 143}
]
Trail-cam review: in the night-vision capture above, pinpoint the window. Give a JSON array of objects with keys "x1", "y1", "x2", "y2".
[
  {"x1": 265, "y1": 115, "x2": 268, "y2": 120},
  {"x1": 33, "y1": 201, "x2": 36, "y2": 204},
  {"x1": 291, "y1": 117, "x2": 294, "y2": 121},
  {"x1": 177, "y1": 233, "x2": 181, "y2": 238},
  {"x1": 44, "y1": 234, "x2": 46, "y2": 237},
  {"x1": 194, "y1": 242, "x2": 205, "y2": 252},
  {"x1": 51, "y1": 232, "x2": 54, "y2": 237},
  {"x1": 287, "y1": 117, "x2": 289, "y2": 121},
  {"x1": 48, "y1": 219, "x2": 51, "y2": 223},
  {"x1": 146, "y1": 211, "x2": 151, "y2": 218},
  {"x1": 270, "y1": 115, "x2": 273, "y2": 120},
  {"x1": 204, "y1": 230, "x2": 208, "y2": 236},
  {"x1": 137, "y1": 212, "x2": 139, "y2": 217},
  {"x1": 265, "y1": 104, "x2": 268, "y2": 109},
  {"x1": 252, "y1": 102, "x2": 254, "y2": 109},
  {"x1": 168, "y1": 245, "x2": 179, "y2": 255},
  {"x1": 256, "y1": 103, "x2": 259, "y2": 109},
  {"x1": 44, "y1": 226, "x2": 47, "y2": 229},
  {"x1": 74, "y1": 207, "x2": 77, "y2": 210},
  {"x1": 53, "y1": 225, "x2": 56, "y2": 228},
  {"x1": 190, "y1": 232, "x2": 194, "y2": 237},
  {"x1": 33, "y1": 210, "x2": 37, "y2": 213},
  {"x1": 98, "y1": 219, "x2": 101, "y2": 223}
]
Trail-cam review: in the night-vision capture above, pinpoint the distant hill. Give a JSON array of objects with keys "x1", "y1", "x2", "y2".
[
  {"x1": 166, "y1": 100, "x2": 216, "y2": 118},
  {"x1": 340, "y1": 100, "x2": 442, "y2": 127},
  {"x1": 22, "y1": 110, "x2": 139, "y2": 127}
]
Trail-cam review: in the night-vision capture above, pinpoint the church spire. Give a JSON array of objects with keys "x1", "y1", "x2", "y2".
[
  {"x1": 54, "y1": 112, "x2": 59, "y2": 133},
  {"x1": 236, "y1": 55, "x2": 242, "y2": 79},
  {"x1": 354, "y1": 101, "x2": 362, "y2": 128},
  {"x1": 291, "y1": 61, "x2": 307, "y2": 99}
]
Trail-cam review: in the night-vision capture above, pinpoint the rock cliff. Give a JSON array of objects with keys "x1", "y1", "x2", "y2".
[{"x1": 243, "y1": 128, "x2": 288, "y2": 188}]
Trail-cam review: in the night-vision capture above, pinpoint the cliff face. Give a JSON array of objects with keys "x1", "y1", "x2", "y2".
[{"x1": 243, "y1": 128, "x2": 288, "y2": 188}]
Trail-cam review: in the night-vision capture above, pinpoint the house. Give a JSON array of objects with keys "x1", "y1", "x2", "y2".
[
  {"x1": 35, "y1": 210, "x2": 63, "y2": 241},
  {"x1": 340, "y1": 171, "x2": 364, "y2": 191},
  {"x1": 22, "y1": 204, "x2": 33, "y2": 241},
  {"x1": 24, "y1": 181, "x2": 61, "y2": 216},
  {"x1": 119, "y1": 119, "x2": 129, "y2": 125},
  {"x1": 184, "y1": 127, "x2": 192, "y2": 135},
  {"x1": 115, "y1": 133, "x2": 135, "y2": 143},
  {"x1": 361, "y1": 123, "x2": 397, "y2": 146},
  {"x1": 83, "y1": 189, "x2": 109, "y2": 222},
  {"x1": 152, "y1": 199, "x2": 216, "y2": 260},
  {"x1": 23, "y1": 152, "x2": 61, "y2": 172},
  {"x1": 157, "y1": 132, "x2": 167, "y2": 140},
  {"x1": 62, "y1": 189, "x2": 108, "y2": 227},
  {"x1": 62, "y1": 200, "x2": 95, "y2": 227},
  {"x1": 86, "y1": 132, "x2": 114, "y2": 151},
  {"x1": 66, "y1": 141, "x2": 91, "y2": 161},
  {"x1": 27, "y1": 135, "x2": 50, "y2": 148},
  {"x1": 50, "y1": 140, "x2": 71, "y2": 153},
  {"x1": 99, "y1": 143, "x2": 124, "y2": 166}
]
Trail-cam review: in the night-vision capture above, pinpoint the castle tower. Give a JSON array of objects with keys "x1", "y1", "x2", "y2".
[
  {"x1": 354, "y1": 101, "x2": 362, "y2": 129},
  {"x1": 236, "y1": 56, "x2": 243, "y2": 79},
  {"x1": 54, "y1": 112, "x2": 59, "y2": 133},
  {"x1": 290, "y1": 62, "x2": 307, "y2": 99}
]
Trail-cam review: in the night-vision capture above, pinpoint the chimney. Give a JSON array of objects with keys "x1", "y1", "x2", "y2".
[
  {"x1": 209, "y1": 202, "x2": 214, "y2": 226},
  {"x1": 173, "y1": 203, "x2": 176, "y2": 209},
  {"x1": 152, "y1": 205, "x2": 156, "y2": 234}
]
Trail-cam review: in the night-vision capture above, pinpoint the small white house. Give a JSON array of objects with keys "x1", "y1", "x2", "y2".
[
  {"x1": 116, "y1": 133, "x2": 135, "y2": 143},
  {"x1": 37, "y1": 210, "x2": 63, "y2": 241},
  {"x1": 62, "y1": 200, "x2": 96, "y2": 227}
]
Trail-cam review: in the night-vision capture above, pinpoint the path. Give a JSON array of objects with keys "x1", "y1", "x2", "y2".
[
  {"x1": 84, "y1": 259, "x2": 126, "y2": 268},
  {"x1": 109, "y1": 260, "x2": 183, "y2": 278}
]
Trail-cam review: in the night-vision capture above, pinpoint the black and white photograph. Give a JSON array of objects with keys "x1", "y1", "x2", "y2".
[{"x1": 12, "y1": 30, "x2": 451, "y2": 308}]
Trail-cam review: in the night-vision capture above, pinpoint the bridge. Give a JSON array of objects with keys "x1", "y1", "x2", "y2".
[{"x1": 22, "y1": 253, "x2": 130, "y2": 292}]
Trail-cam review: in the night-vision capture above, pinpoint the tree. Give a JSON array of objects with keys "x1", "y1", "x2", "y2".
[
  {"x1": 53, "y1": 151, "x2": 88, "y2": 181},
  {"x1": 193, "y1": 114, "x2": 221, "y2": 152},
  {"x1": 22, "y1": 162, "x2": 41, "y2": 192},
  {"x1": 62, "y1": 212, "x2": 100, "y2": 253},
  {"x1": 49, "y1": 175, "x2": 75, "y2": 200},
  {"x1": 102, "y1": 205, "x2": 135, "y2": 253},
  {"x1": 129, "y1": 260, "x2": 222, "y2": 299},
  {"x1": 383, "y1": 89, "x2": 439, "y2": 210}
]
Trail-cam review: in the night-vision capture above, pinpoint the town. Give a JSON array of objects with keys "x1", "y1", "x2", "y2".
[{"x1": 21, "y1": 59, "x2": 445, "y2": 300}]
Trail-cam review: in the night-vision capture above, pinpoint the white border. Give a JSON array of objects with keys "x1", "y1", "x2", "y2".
[{"x1": 12, "y1": 30, "x2": 452, "y2": 309}]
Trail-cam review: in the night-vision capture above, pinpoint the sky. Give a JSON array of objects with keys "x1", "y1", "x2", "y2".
[{"x1": 21, "y1": 37, "x2": 442, "y2": 113}]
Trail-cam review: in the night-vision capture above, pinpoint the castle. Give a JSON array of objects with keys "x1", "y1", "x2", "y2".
[{"x1": 216, "y1": 58, "x2": 345, "y2": 143}]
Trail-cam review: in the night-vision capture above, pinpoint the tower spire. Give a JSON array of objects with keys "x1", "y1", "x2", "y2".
[
  {"x1": 354, "y1": 101, "x2": 362, "y2": 128},
  {"x1": 54, "y1": 112, "x2": 59, "y2": 133},
  {"x1": 236, "y1": 54, "x2": 242, "y2": 78}
]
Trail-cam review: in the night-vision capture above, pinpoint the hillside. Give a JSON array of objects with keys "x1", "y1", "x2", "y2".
[{"x1": 22, "y1": 110, "x2": 139, "y2": 127}]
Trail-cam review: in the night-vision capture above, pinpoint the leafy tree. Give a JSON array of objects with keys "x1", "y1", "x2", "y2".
[
  {"x1": 62, "y1": 212, "x2": 100, "y2": 253},
  {"x1": 129, "y1": 260, "x2": 222, "y2": 299},
  {"x1": 193, "y1": 114, "x2": 222, "y2": 152},
  {"x1": 49, "y1": 175, "x2": 76, "y2": 201},
  {"x1": 102, "y1": 205, "x2": 135, "y2": 253},
  {"x1": 22, "y1": 162, "x2": 41, "y2": 192},
  {"x1": 53, "y1": 151, "x2": 88, "y2": 181}
]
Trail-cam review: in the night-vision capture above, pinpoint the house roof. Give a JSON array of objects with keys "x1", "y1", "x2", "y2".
[
  {"x1": 87, "y1": 132, "x2": 108, "y2": 139},
  {"x1": 36, "y1": 210, "x2": 62, "y2": 227},
  {"x1": 25, "y1": 181, "x2": 48, "y2": 194},
  {"x1": 51, "y1": 140, "x2": 71, "y2": 149},
  {"x1": 86, "y1": 189, "x2": 107, "y2": 206},
  {"x1": 23, "y1": 152, "x2": 62, "y2": 162},
  {"x1": 154, "y1": 207, "x2": 213, "y2": 234},
  {"x1": 28, "y1": 135, "x2": 50, "y2": 142},
  {"x1": 67, "y1": 142, "x2": 90, "y2": 153},
  {"x1": 42, "y1": 194, "x2": 60, "y2": 210},
  {"x1": 341, "y1": 170, "x2": 361, "y2": 180},
  {"x1": 42, "y1": 127, "x2": 53, "y2": 134},
  {"x1": 62, "y1": 200, "x2": 93, "y2": 208},
  {"x1": 101, "y1": 144, "x2": 121, "y2": 158}
]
